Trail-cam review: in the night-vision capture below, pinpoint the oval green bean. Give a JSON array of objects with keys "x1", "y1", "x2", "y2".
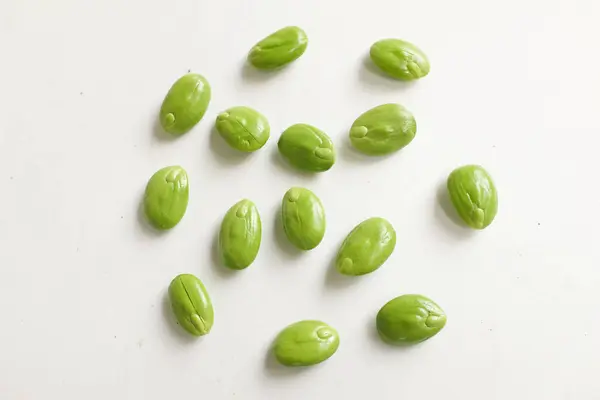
[
  {"x1": 376, "y1": 294, "x2": 446, "y2": 344},
  {"x1": 160, "y1": 73, "x2": 211, "y2": 135},
  {"x1": 143, "y1": 166, "x2": 189, "y2": 229},
  {"x1": 273, "y1": 320, "x2": 339, "y2": 366},
  {"x1": 370, "y1": 39, "x2": 430, "y2": 80},
  {"x1": 248, "y1": 26, "x2": 308, "y2": 70},
  {"x1": 447, "y1": 165, "x2": 498, "y2": 229},
  {"x1": 168, "y1": 274, "x2": 214, "y2": 336},
  {"x1": 349, "y1": 103, "x2": 416, "y2": 155},
  {"x1": 219, "y1": 199, "x2": 262, "y2": 269},
  {"x1": 215, "y1": 106, "x2": 270, "y2": 152},
  {"x1": 281, "y1": 187, "x2": 325, "y2": 250},
  {"x1": 336, "y1": 217, "x2": 396, "y2": 276},
  {"x1": 278, "y1": 124, "x2": 335, "y2": 172}
]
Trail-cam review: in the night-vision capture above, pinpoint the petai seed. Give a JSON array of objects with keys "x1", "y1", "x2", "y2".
[
  {"x1": 143, "y1": 166, "x2": 189, "y2": 229},
  {"x1": 278, "y1": 124, "x2": 335, "y2": 172},
  {"x1": 215, "y1": 106, "x2": 270, "y2": 152},
  {"x1": 335, "y1": 217, "x2": 396, "y2": 276},
  {"x1": 376, "y1": 294, "x2": 446, "y2": 344},
  {"x1": 248, "y1": 26, "x2": 308, "y2": 70},
  {"x1": 281, "y1": 187, "x2": 326, "y2": 250},
  {"x1": 168, "y1": 274, "x2": 214, "y2": 337},
  {"x1": 218, "y1": 199, "x2": 262, "y2": 269},
  {"x1": 369, "y1": 39, "x2": 430, "y2": 81},
  {"x1": 447, "y1": 165, "x2": 498, "y2": 229},
  {"x1": 160, "y1": 73, "x2": 211, "y2": 135},
  {"x1": 273, "y1": 320, "x2": 340, "y2": 366},
  {"x1": 349, "y1": 103, "x2": 416, "y2": 156}
]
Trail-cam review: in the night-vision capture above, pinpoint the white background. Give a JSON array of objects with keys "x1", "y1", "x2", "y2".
[{"x1": 0, "y1": 0, "x2": 598, "y2": 398}]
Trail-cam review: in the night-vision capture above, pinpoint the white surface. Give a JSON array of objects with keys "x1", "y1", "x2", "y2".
[{"x1": 0, "y1": 0, "x2": 599, "y2": 398}]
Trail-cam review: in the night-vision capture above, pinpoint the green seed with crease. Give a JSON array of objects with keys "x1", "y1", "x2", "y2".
[
  {"x1": 168, "y1": 274, "x2": 214, "y2": 337},
  {"x1": 273, "y1": 320, "x2": 340, "y2": 366},
  {"x1": 376, "y1": 294, "x2": 446, "y2": 344},
  {"x1": 215, "y1": 106, "x2": 270, "y2": 152},
  {"x1": 335, "y1": 217, "x2": 396, "y2": 276},
  {"x1": 143, "y1": 166, "x2": 189, "y2": 229},
  {"x1": 160, "y1": 73, "x2": 211, "y2": 135},
  {"x1": 350, "y1": 103, "x2": 416, "y2": 156},
  {"x1": 248, "y1": 26, "x2": 308, "y2": 70},
  {"x1": 447, "y1": 165, "x2": 498, "y2": 229},
  {"x1": 281, "y1": 187, "x2": 325, "y2": 250},
  {"x1": 219, "y1": 199, "x2": 262, "y2": 270},
  {"x1": 370, "y1": 38, "x2": 430, "y2": 81},
  {"x1": 278, "y1": 124, "x2": 335, "y2": 172}
]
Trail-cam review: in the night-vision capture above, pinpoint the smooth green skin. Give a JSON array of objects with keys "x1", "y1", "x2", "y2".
[
  {"x1": 168, "y1": 274, "x2": 214, "y2": 337},
  {"x1": 336, "y1": 217, "x2": 396, "y2": 276},
  {"x1": 447, "y1": 165, "x2": 498, "y2": 229},
  {"x1": 350, "y1": 103, "x2": 416, "y2": 156},
  {"x1": 370, "y1": 39, "x2": 430, "y2": 80},
  {"x1": 219, "y1": 199, "x2": 262, "y2": 270},
  {"x1": 248, "y1": 26, "x2": 308, "y2": 70},
  {"x1": 273, "y1": 320, "x2": 339, "y2": 367},
  {"x1": 281, "y1": 187, "x2": 326, "y2": 250},
  {"x1": 278, "y1": 124, "x2": 335, "y2": 172},
  {"x1": 160, "y1": 73, "x2": 211, "y2": 135},
  {"x1": 143, "y1": 166, "x2": 189, "y2": 229},
  {"x1": 376, "y1": 294, "x2": 446, "y2": 345},
  {"x1": 215, "y1": 106, "x2": 270, "y2": 152}
]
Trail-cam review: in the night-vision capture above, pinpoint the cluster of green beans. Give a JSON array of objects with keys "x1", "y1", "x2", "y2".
[{"x1": 143, "y1": 26, "x2": 499, "y2": 367}]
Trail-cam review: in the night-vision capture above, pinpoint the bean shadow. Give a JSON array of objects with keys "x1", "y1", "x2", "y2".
[
  {"x1": 161, "y1": 291, "x2": 200, "y2": 344},
  {"x1": 240, "y1": 61, "x2": 282, "y2": 84},
  {"x1": 434, "y1": 182, "x2": 476, "y2": 239},
  {"x1": 337, "y1": 131, "x2": 398, "y2": 165},
  {"x1": 262, "y1": 339, "x2": 311, "y2": 378},
  {"x1": 324, "y1": 261, "x2": 376, "y2": 289},
  {"x1": 366, "y1": 316, "x2": 421, "y2": 352},
  {"x1": 323, "y1": 236, "x2": 364, "y2": 289},
  {"x1": 324, "y1": 264, "x2": 362, "y2": 289},
  {"x1": 153, "y1": 115, "x2": 179, "y2": 143},
  {"x1": 135, "y1": 193, "x2": 168, "y2": 238},
  {"x1": 209, "y1": 125, "x2": 252, "y2": 166},
  {"x1": 272, "y1": 207, "x2": 304, "y2": 259},
  {"x1": 210, "y1": 230, "x2": 238, "y2": 279},
  {"x1": 269, "y1": 148, "x2": 319, "y2": 180},
  {"x1": 358, "y1": 54, "x2": 417, "y2": 92},
  {"x1": 367, "y1": 315, "x2": 383, "y2": 344}
]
